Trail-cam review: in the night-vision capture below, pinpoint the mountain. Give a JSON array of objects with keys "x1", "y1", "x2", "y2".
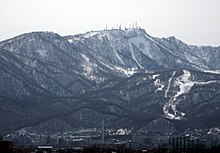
[{"x1": 0, "y1": 28, "x2": 220, "y2": 135}]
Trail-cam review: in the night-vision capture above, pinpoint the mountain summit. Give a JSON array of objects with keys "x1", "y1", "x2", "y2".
[{"x1": 0, "y1": 28, "x2": 220, "y2": 135}]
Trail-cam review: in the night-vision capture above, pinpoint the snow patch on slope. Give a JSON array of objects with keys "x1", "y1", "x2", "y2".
[
  {"x1": 81, "y1": 53, "x2": 97, "y2": 80},
  {"x1": 163, "y1": 70, "x2": 220, "y2": 120},
  {"x1": 165, "y1": 71, "x2": 176, "y2": 98},
  {"x1": 114, "y1": 66, "x2": 138, "y2": 77},
  {"x1": 106, "y1": 35, "x2": 125, "y2": 65},
  {"x1": 197, "y1": 80, "x2": 219, "y2": 85},
  {"x1": 130, "y1": 35, "x2": 154, "y2": 59},
  {"x1": 128, "y1": 40, "x2": 143, "y2": 68},
  {"x1": 163, "y1": 70, "x2": 194, "y2": 120},
  {"x1": 153, "y1": 74, "x2": 165, "y2": 92},
  {"x1": 204, "y1": 70, "x2": 220, "y2": 74},
  {"x1": 84, "y1": 31, "x2": 100, "y2": 38},
  {"x1": 99, "y1": 60, "x2": 138, "y2": 77},
  {"x1": 36, "y1": 49, "x2": 47, "y2": 57},
  {"x1": 68, "y1": 39, "x2": 73, "y2": 43},
  {"x1": 0, "y1": 55, "x2": 8, "y2": 62}
]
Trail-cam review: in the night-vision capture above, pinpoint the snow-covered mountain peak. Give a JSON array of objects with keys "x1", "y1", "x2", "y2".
[
  {"x1": 66, "y1": 28, "x2": 147, "y2": 42},
  {"x1": 64, "y1": 28, "x2": 220, "y2": 73},
  {"x1": 0, "y1": 31, "x2": 63, "y2": 53},
  {"x1": 1, "y1": 29, "x2": 220, "y2": 134}
]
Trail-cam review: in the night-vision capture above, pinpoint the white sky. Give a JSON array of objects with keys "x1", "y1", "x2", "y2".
[{"x1": 0, "y1": 0, "x2": 220, "y2": 46}]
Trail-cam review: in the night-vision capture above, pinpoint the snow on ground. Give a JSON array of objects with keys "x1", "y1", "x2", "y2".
[
  {"x1": 128, "y1": 40, "x2": 143, "y2": 69},
  {"x1": 107, "y1": 36, "x2": 125, "y2": 65},
  {"x1": 81, "y1": 53, "x2": 93, "y2": 74},
  {"x1": 152, "y1": 74, "x2": 165, "y2": 92},
  {"x1": 116, "y1": 128, "x2": 130, "y2": 135},
  {"x1": 81, "y1": 53, "x2": 98, "y2": 80},
  {"x1": 81, "y1": 53, "x2": 90, "y2": 63},
  {"x1": 163, "y1": 70, "x2": 194, "y2": 120},
  {"x1": 36, "y1": 49, "x2": 47, "y2": 57},
  {"x1": 68, "y1": 39, "x2": 73, "y2": 43},
  {"x1": 83, "y1": 31, "x2": 100, "y2": 38},
  {"x1": 197, "y1": 80, "x2": 219, "y2": 85},
  {"x1": 130, "y1": 35, "x2": 154, "y2": 60},
  {"x1": 174, "y1": 70, "x2": 195, "y2": 98},
  {"x1": 208, "y1": 128, "x2": 220, "y2": 134},
  {"x1": 99, "y1": 60, "x2": 115, "y2": 71},
  {"x1": 114, "y1": 66, "x2": 138, "y2": 77},
  {"x1": 184, "y1": 51, "x2": 209, "y2": 69},
  {"x1": 152, "y1": 74, "x2": 159, "y2": 79},
  {"x1": 204, "y1": 70, "x2": 220, "y2": 74},
  {"x1": 0, "y1": 55, "x2": 8, "y2": 62},
  {"x1": 99, "y1": 59, "x2": 138, "y2": 77},
  {"x1": 165, "y1": 71, "x2": 176, "y2": 98},
  {"x1": 163, "y1": 70, "x2": 220, "y2": 120}
]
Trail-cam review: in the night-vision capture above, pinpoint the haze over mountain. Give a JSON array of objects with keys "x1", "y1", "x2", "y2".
[{"x1": 0, "y1": 28, "x2": 220, "y2": 135}]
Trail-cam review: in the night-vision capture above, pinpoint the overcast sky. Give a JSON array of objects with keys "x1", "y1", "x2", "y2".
[{"x1": 0, "y1": 0, "x2": 220, "y2": 46}]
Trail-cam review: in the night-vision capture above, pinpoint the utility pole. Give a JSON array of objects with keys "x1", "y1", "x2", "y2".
[
  {"x1": 183, "y1": 136, "x2": 186, "y2": 153},
  {"x1": 0, "y1": 135, "x2": 3, "y2": 141},
  {"x1": 102, "y1": 120, "x2": 104, "y2": 144}
]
